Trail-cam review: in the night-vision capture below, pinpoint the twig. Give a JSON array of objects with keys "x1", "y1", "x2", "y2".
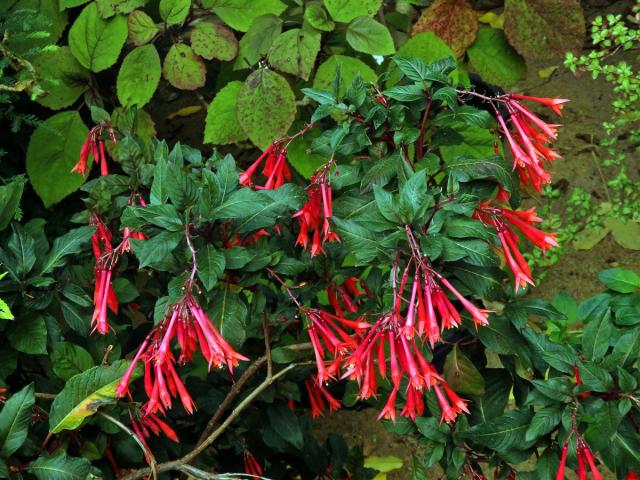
[
  {"x1": 99, "y1": 412, "x2": 158, "y2": 480},
  {"x1": 118, "y1": 363, "x2": 300, "y2": 480},
  {"x1": 263, "y1": 315, "x2": 273, "y2": 379},
  {"x1": 416, "y1": 98, "x2": 432, "y2": 160}
]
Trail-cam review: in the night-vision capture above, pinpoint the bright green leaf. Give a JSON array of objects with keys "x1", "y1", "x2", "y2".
[
  {"x1": 324, "y1": 0, "x2": 381, "y2": 23},
  {"x1": 468, "y1": 27, "x2": 526, "y2": 87},
  {"x1": 117, "y1": 44, "x2": 161, "y2": 108},
  {"x1": 159, "y1": 0, "x2": 190, "y2": 25},
  {"x1": 268, "y1": 27, "x2": 321, "y2": 81},
  {"x1": 127, "y1": 10, "x2": 159, "y2": 46},
  {"x1": 346, "y1": 16, "x2": 395, "y2": 56},
  {"x1": 191, "y1": 20, "x2": 238, "y2": 61},
  {"x1": 162, "y1": 43, "x2": 206, "y2": 90},
  {"x1": 204, "y1": 81, "x2": 248, "y2": 145},
  {"x1": 32, "y1": 47, "x2": 89, "y2": 110}
]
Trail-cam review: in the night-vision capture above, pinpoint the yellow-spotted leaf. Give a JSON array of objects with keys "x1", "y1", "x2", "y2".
[{"x1": 49, "y1": 361, "x2": 140, "y2": 433}]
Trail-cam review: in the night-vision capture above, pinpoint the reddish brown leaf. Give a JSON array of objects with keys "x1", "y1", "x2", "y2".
[
  {"x1": 411, "y1": 0, "x2": 478, "y2": 58},
  {"x1": 504, "y1": 0, "x2": 586, "y2": 61}
]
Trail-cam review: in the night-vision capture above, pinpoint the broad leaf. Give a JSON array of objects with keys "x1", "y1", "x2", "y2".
[
  {"x1": 346, "y1": 16, "x2": 395, "y2": 56},
  {"x1": 0, "y1": 177, "x2": 25, "y2": 231},
  {"x1": 197, "y1": 244, "x2": 226, "y2": 291},
  {"x1": 7, "y1": 314, "x2": 47, "y2": 354},
  {"x1": 464, "y1": 410, "x2": 534, "y2": 453},
  {"x1": 313, "y1": 55, "x2": 377, "y2": 97},
  {"x1": 598, "y1": 268, "x2": 640, "y2": 293},
  {"x1": 51, "y1": 342, "x2": 95, "y2": 381},
  {"x1": 163, "y1": 43, "x2": 206, "y2": 91},
  {"x1": 443, "y1": 345, "x2": 485, "y2": 395},
  {"x1": 69, "y1": 3, "x2": 128, "y2": 72},
  {"x1": 32, "y1": 47, "x2": 89, "y2": 110},
  {"x1": 41, "y1": 226, "x2": 95, "y2": 274},
  {"x1": 237, "y1": 69, "x2": 296, "y2": 149},
  {"x1": 208, "y1": 0, "x2": 286, "y2": 32},
  {"x1": 268, "y1": 28, "x2": 321, "y2": 81},
  {"x1": 116, "y1": 44, "x2": 161, "y2": 108},
  {"x1": 468, "y1": 27, "x2": 526, "y2": 87},
  {"x1": 204, "y1": 81, "x2": 248, "y2": 145},
  {"x1": 191, "y1": 21, "x2": 238, "y2": 61},
  {"x1": 26, "y1": 111, "x2": 89, "y2": 208},
  {"x1": 324, "y1": 0, "x2": 381, "y2": 23},
  {"x1": 234, "y1": 14, "x2": 282, "y2": 69},
  {"x1": 49, "y1": 361, "x2": 138, "y2": 433},
  {"x1": 0, "y1": 383, "x2": 35, "y2": 456},
  {"x1": 127, "y1": 10, "x2": 159, "y2": 46},
  {"x1": 28, "y1": 453, "x2": 91, "y2": 480},
  {"x1": 159, "y1": 0, "x2": 190, "y2": 25}
]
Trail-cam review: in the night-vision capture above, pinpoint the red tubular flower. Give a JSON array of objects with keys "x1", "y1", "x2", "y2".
[
  {"x1": 556, "y1": 443, "x2": 568, "y2": 480},
  {"x1": 244, "y1": 450, "x2": 264, "y2": 479},
  {"x1": 115, "y1": 293, "x2": 247, "y2": 415},
  {"x1": 626, "y1": 473, "x2": 639, "y2": 480},
  {"x1": 474, "y1": 200, "x2": 558, "y2": 292},
  {"x1": 71, "y1": 123, "x2": 117, "y2": 177},
  {"x1": 90, "y1": 216, "x2": 118, "y2": 335},
  {"x1": 240, "y1": 142, "x2": 292, "y2": 190},
  {"x1": 490, "y1": 94, "x2": 567, "y2": 191},
  {"x1": 305, "y1": 374, "x2": 341, "y2": 418}
]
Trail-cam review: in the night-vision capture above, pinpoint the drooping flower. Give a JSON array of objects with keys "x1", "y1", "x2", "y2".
[
  {"x1": 487, "y1": 94, "x2": 567, "y2": 191},
  {"x1": 304, "y1": 374, "x2": 341, "y2": 418},
  {"x1": 240, "y1": 142, "x2": 291, "y2": 190},
  {"x1": 120, "y1": 194, "x2": 148, "y2": 253},
  {"x1": 474, "y1": 199, "x2": 558, "y2": 292},
  {"x1": 555, "y1": 436, "x2": 603, "y2": 480},
  {"x1": 90, "y1": 215, "x2": 118, "y2": 335},
  {"x1": 244, "y1": 450, "x2": 264, "y2": 479},
  {"x1": 294, "y1": 182, "x2": 340, "y2": 256},
  {"x1": 115, "y1": 293, "x2": 248, "y2": 415},
  {"x1": 71, "y1": 123, "x2": 117, "y2": 177}
]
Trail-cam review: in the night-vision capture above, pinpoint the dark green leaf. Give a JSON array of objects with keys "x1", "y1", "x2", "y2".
[{"x1": 0, "y1": 383, "x2": 35, "y2": 456}]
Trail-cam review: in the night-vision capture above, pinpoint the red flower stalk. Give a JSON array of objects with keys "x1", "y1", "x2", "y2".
[
  {"x1": 90, "y1": 215, "x2": 118, "y2": 335},
  {"x1": 474, "y1": 200, "x2": 558, "y2": 292},
  {"x1": 115, "y1": 293, "x2": 248, "y2": 415},
  {"x1": 327, "y1": 280, "x2": 361, "y2": 317},
  {"x1": 304, "y1": 374, "x2": 341, "y2": 418},
  {"x1": 71, "y1": 123, "x2": 117, "y2": 177},
  {"x1": 294, "y1": 178, "x2": 340, "y2": 256},
  {"x1": 486, "y1": 94, "x2": 567, "y2": 191},
  {"x1": 240, "y1": 142, "x2": 292, "y2": 190},
  {"x1": 244, "y1": 450, "x2": 264, "y2": 479},
  {"x1": 120, "y1": 194, "x2": 148, "y2": 253},
  {"x1": 555, "y1": 436, "x2": 603, "y2": 480}
]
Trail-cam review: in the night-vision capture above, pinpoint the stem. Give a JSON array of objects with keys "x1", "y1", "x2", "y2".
[
  {"x1": 185, "y1": 223, "x2": 198, "y2": 289},
  {"x1": 99, "y1": 412, "x2": 158, "y2": 480},
  {"x1": 416, "y1": 98, "x2": 432, "y2": 160},
  {"x1": 118, "y1": 363, "x2": 300, "y2": 480},
  {"x1": 266, "y1": 268, "x2": 304, "y2": 309}
]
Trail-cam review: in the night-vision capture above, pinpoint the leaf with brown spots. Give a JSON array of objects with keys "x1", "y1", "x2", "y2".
[
  {"x1": 162, "y1": 43, "x2": 206, "y2": 91},
  {"x1": 411, "y1": 0, "x2": 478, "y2": 58},
  {"x1": 504, "y1": 0, "x2": 585, "y2": 61}
]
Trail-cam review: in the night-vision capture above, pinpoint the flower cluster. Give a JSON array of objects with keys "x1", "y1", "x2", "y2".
[
  {"x1": 71, "y1": 122, "x2": 117, "y2": 177},
  {"x1": 115, "y1": 293, "x2": 248, "y2": 415},
  {"x1": 304, "y1": 374, "x2": 341, "y2": 418},
  {"x1": 470, "y1": 93, "x2": 567, "y2": 192},
  {"x1": 90, "y1": 216, "x2": 118, "y2": 335},
  {"x1": 240, "y1": 141, "x2": 292, "y2": 190},
  {"x1": 293, "y1": 164, "x2": 340, "y2": 256},
  {"x1": 474, "y1": 197, "x2": 558, "y2": 292},
  {"x1": 130, "y1": 411, "x2": 179, "y2": 465}
]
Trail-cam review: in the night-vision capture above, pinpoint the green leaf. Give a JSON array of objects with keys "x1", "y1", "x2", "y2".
[
  {"x1": 446, "y1": 156, "x2": 517, "y2": 195},
  {"x1": 0, "y1": 299, "x2": 13, "y2": 321},
  {"x1": 210, "y1": 284, "x2": 247, "y2": 349},
  {"x1": 51, "y1": 343, "x2": 94, "y2": 381},
  {"x1": 304, "y1": 3, "x2": 334, "y2": 31},
  {"x1": 127, "y1": 10, "x2": 159, "y2": 46},
  {"x1": 41, "y1": 226, "x2": 95, "y2": 274},
  {"x1": 234, "y1": 14, "x2": 282, "y2": 69},
  {"x1": 191, "y1": 20, "x2": 238, "y2": 61},
  {"x1": 324, "y1": 0, "x2": 381, "y2": 23},
  {"x1": 525, "y1": 406, "x2": 562, "y2": 442},
  {"x1": 26, "y1": 111, "x2": 90, "y2": 208},
  {"x1": 346, "y1": 16, "x2": 395, "y2": 56},
  {"x1": 383, "y1": 85, "x2": 425, "y2": 102},
  {"x1": 131, "y1": 231, "x2": 181, "y2": 270},
  {"x1": 117, "y1": 44, "x2": 161, "y2": 108},
  {"x1": 49, "y1": 361, "x2": 137, "y2": 433},
  {"x1": 204, "y1": 81, "x2": 248, "y2": 145},
  {"x1": 433, "y1": 105, "x2": 494, "y2": 129},
  {"x1": 464, "y1": 410, "x2": 534, "y2": 453},
  {"x1": 268, "y1": 28, "x2": 321, "y2": 81},
  {"x1": 95, "y1": 0, "x2": 147, "y2": 17},
  {"x1": 313, "y1": 55, "x2": 377, "y2": 98},
  {"x1": 267, "y1": 404, "x2": 303, "y2": 448},
  {"x1": 332, "y1": 218, "x2": 395, "y2": 264},
  {"x1": 7, "y1": 314, "x2": 47, "y2": 354},
  {"x1": 163, "y1": 43, "x2": 206, "y2": 91},
  {"x1": 286, "y1": 128, "x2": 326, "y2": 179},
  {"x1": 0, "y1": 177, "x2": 25, "y2": 231},
  {"x1": 467, "y1": 27, "x2": 526, "y2": 87},
  {"x1": 582, "y1": 309, "x2": 613, "y2": 361},
  {"x1": 0, "y1": 383, "x2": 35, "y2": 456},
  {"x1": 68, "y1": 3, "x2": 128, "y2": 72},
  {"x1": 235, "y1": 184, "x2": 305, "y2": 233},
  {"x1": 208, "y1": 0, "x2": 286, "y2": 32},
  {"x1": 470, "y1": 369, "x2": 512, "y2": 423},
  {"x1": 121, "y1": 204, "x2": 183, "y2": 231},
  {"x1": 33, "y1": 47, "x2": 89, "y2": 110},
  {"x1": 414, "y1": 417, "x2": 449, "y2": 443},
  {"x1": 197, "y1": 244, "x2": 226, "y2": 291},
  {"x1": 577, "y1": 360, "x2": 613, "y2": 392},
  {"x1": 387, "y1": 32, "x2": 463, "y2": 87},
  {"x1": 159, "y1": 0, "x2": 190, "y2": 25},
  {"x1": 7, "y1": 224, "x2": 36, "y2": 278},
  {"x1": 443, "y1": 345, "x2": 485, "y2": 395},
  {"x1": 607, "y1": 218, "x2": 640, "y2": 250},
  {"x1": 28, "y1": 452, "x2": 91, "y2": 480},
  {"x1": 364, "y1": 456, "x2": 403, "y2": 473},
  {"x1": 597, "y1": 268, "x2": 640, "y2": 293},
  {"x1": 503, "y1": 0, "x2": 585, "y2": 61},
  {"x1": 237, "y1": 69, "x2": 296, "y2": 149}
]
